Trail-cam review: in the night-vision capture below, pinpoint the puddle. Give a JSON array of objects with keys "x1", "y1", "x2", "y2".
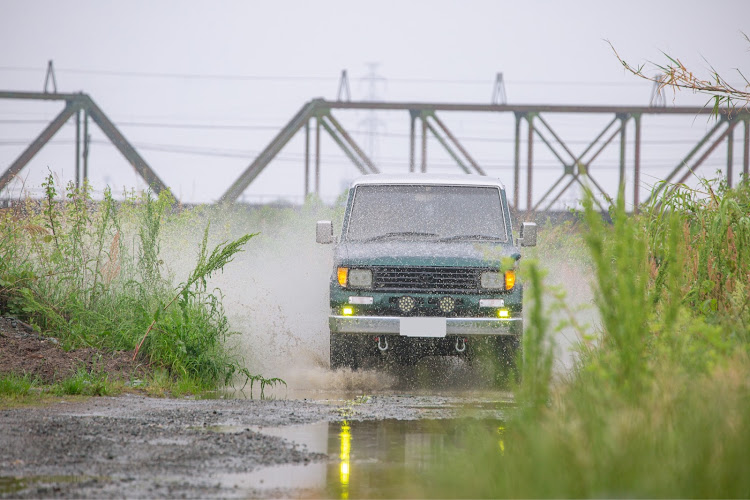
[
  {"x1": 3, "y1": 420, "x2": 504, "y2": 498},
  {"x1": 225, "y1": 418, "x2": 503, "y2": 498},
  {"x1": 247, "y1": 421, "x2": 329, "y2": 453},
  {"x1": 219, "y1": 462, "x2": 327, "y2": 493}
]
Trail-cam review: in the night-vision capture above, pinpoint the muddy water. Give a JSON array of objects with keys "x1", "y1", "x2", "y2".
[
  {"x1": 221, "y1": 418, "x2": 503, "y2": 498},
  {"x1": 0, "y1": 393, "x2": 509, "y2": 498},
  {"x1": 109, "y1": 211, "x2": 588, "y2": 497}
]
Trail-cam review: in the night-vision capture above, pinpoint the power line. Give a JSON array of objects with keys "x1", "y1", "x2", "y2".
[
  {"x1": 0, "y1": 65, "x2": 648, "y2": 87},
  {"x1": 0, "y1": 118, "x2": 282, "y2": 131},
  {"x1": 0, "y1": 116, "x2": 725, "y2": 144},
  {"x1": 0, "y1": 125, "x2": 728, "y2": 147},
  {"x1": 0, "y1": 110, "x2": 723, "y2": 133},
  {"x1": 1, "y1": 137, "x2": 728, "y2": 172},
  {"x1": 0, "y1": 66, "x2": 337, "y2": 82}
]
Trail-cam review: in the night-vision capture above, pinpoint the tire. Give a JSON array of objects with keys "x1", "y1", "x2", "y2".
[{"x1": 330, "y1": 332, "x2": 358, "y2": 370}]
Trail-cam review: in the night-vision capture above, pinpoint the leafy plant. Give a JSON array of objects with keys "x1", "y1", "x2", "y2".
[
  {"x1": 608, "y1": 33, "x2": 750, "y2": 113},
  {"x1": 240, "y1": 374, "x2": 287, "y2": 399},
  {"x1": 412, "y1": 179, "x2": 750, "y2": 498},
  {"x1": 0, "y1": 177, "x2": 273, "y2": 391},
  {"x1": 517, "y1": 260, "x2": 554, "y2": 411},
  {"x1": 132, "y1": 224, "x2": 256, "y2": 386}
]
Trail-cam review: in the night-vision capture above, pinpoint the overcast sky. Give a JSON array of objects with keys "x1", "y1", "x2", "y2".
[{"x1": 1, "y1": 0, "x2": 748, "y2": 206}]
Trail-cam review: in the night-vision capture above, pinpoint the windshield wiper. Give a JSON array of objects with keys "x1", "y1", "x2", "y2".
[
  {"x1": 439, "y1": 234, "x2": 503, "y2": 242},
  {"x1": 364, "y1": 231, "x2": 440, "y2": 242}
]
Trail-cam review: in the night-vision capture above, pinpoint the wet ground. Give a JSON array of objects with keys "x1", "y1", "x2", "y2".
[
  {"x1": 0, "y1": 317, "x2": 144, "y2": 383},
  {"x1": 0, "y1": 387, "x2": 510, "y2": 498},
  {"x1": 0, "y1": 308, "x2": 525, "y2": 498}
]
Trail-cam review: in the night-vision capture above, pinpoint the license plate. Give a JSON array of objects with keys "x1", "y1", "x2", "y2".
[{"x1": 399, "y1": 317, "x2": 447, "y2": 338}]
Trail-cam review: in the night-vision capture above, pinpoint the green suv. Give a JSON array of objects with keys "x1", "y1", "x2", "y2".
[{"x1": 316, "y1": 174, "x2": 537, "y2": 370}]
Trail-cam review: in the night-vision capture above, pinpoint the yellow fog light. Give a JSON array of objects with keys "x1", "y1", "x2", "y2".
[
  {"x1": 504, "y1": 270, "x2": 516, "y2": 290},
  {"x1": 438, "y1": 296, "x2": 456, "y2": 314},
  {"x1": 397, "y1": 296, "x2": 417, "y2": 314},
  {"x1": 337, "y1": 267, "x2": 349, "y2": 287},
  {"x1": 342, "y1": 306, "x2": 354, "y2": 316},
  {"x1": 497, "y1": 308, "x2": 510, "y2": 318}
]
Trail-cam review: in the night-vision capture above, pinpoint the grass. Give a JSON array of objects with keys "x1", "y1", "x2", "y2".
[
  {"x1": 411, "y1": 177, "x2": 750, "y2": 498},
  {"x1": 0, "y1": 372, "x2": 125, "y2": 404},
  {"x1": 0, "y1": 175, "x2": 264, "y2": 392},
  {"x1": 0, "y1": 374, "x2": 36, "y2": 397},
  {"x1": 53, "y1": 369, "x2": 110, "y2": 397}
]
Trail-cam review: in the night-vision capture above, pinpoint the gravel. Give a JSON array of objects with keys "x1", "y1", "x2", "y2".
[{"x1": 0, "y1": 391, "x2": 509, "y2": 498}]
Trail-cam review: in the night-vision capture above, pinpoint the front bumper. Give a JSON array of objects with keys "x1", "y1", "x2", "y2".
[{"x1": 330, "y1": 315, "x2": 521, "y2": 336}]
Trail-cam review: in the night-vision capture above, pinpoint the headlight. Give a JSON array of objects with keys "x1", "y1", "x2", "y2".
[
  {"x1": 481, "y1": 271, "x2": 503, "y2": 289},
  {"x1": 348, "y1": 269, "x2": 373, "y2": 288},
  {"x1": 481, "y1": 270, "x2": 516, "y2": 290}
]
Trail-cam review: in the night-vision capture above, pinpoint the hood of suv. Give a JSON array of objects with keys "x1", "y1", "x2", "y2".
[{"x1": 335, "y1": 240, "x2": 519, "y2": 268}]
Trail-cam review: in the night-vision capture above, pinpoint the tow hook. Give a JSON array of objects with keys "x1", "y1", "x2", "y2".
[
  {"x1": 455, "y1": 337, "x2": 467, "y2": 353},
  {"x1": 376, "y1": 336, "x2": 389, "y2": 352}
]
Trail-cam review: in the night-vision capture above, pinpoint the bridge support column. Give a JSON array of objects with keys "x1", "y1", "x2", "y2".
[
  {"x1": 409, "y1": 110, "x2": 417, "y2": 173},
  {"x1": 304, "y1": 119, "x2": 310, "y2": 198},
  {"x1": 618, "y1": 113, "x2": 630, "y2": 198},
  {"x1": 727, "y1": 122, "x2": 734, "y2": 188},
  {"x1": 744, "y1": 118, "x2": 749, "y2": 180},
  {"x1": 526, "y1": 113, "x2": 534, "y2": 213},
  {"x1": 513, "y1": 112, "x2": 521, "y2": 211},
  {"x1": 315, "y1": 117, "x2": 321, "y2": 196},
  {"x1": 634, "y1": 114, "x2": 641, "y2": 210}
]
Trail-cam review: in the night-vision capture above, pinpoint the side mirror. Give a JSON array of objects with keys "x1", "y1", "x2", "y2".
[
  {"x1": 518, "y1": 222, "x2": 537, "y2": 247},
  {"x1": 316, "y1": 220, "x2": 334, "y2": 244}
]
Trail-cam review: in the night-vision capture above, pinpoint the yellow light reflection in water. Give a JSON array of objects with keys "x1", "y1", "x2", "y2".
[
  {"x1": 497, "y1": 425, "x2": 505, "y2": 456},
  {"x1": 339, "y1": 421, "x2": 351, "y2": 499}
]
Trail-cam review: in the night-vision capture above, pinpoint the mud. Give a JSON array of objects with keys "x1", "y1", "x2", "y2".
[
  {"x1": 0, "y1": 317, "x2": 145, "y2": 383},
  {"x1": 0, "y1": 391, "x2": 509, "y2": 498},
  {"x1": 0, "y1": 211, "x2": 589, "y2": 498}
]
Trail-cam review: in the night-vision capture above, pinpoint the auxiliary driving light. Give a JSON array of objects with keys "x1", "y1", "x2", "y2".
[
  {"x1": 438, "y1": 296, "x2": 456, "y2": 314},
  {"x1": 342, "y1": 306, "x2": 354, "y2": 316},
  {"x1": 397, "y1": 296, "x2": 417, "y2": 314},
  {"x1": 497, "y1": 308, "x2": 510, "y2": 318}
]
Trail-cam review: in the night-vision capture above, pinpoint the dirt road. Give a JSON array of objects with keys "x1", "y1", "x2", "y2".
[{"x1": 0, "y1": 390, "x2": 509, "y2": 498}]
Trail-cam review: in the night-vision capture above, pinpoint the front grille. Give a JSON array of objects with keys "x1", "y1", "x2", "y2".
[{"x1": 372, "y1": 266, "x2": 484, "y2": 293}]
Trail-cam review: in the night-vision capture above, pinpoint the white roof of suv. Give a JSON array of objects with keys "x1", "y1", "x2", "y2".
[{"x1": 350, "y1": 173, "x2": 506, "y2": 190}]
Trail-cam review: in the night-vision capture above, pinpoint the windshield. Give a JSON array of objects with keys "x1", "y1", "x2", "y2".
[{"x1": 345, "y1": 184, "x2": 507, "y2": 242}]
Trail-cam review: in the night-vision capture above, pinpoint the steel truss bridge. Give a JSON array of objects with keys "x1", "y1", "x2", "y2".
[
  {"x1": 1, "y1": 91, "x2": 749, "y2": 211},
  {"x1": 0, "y1": 91, "x2": 167, "y2": 195}
]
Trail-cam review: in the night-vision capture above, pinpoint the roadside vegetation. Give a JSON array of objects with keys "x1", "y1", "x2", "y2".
[
  {"x1": 0, "y1": 174, "x2": 259, "y2": 394},
  {"x1": 609, "y1": 32, "x2": 749, "y2": 113},
  {"x1": 415, "y1": 177, "x2": 750, "y2": 498},
  {"x1": 410, "y1": 42, "x2": 750, "y2": 498}
]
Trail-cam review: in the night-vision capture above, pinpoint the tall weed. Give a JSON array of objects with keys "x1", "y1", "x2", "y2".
[
  {"x1": 0, "y1": 177, "x2": 257, "y2": 389},
  {"x1": 517, "y1": 260, "x2": 554, "y2": 411},
  {"x1": 415, "y1": 179, "x2": 750, "y2": 497}
]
